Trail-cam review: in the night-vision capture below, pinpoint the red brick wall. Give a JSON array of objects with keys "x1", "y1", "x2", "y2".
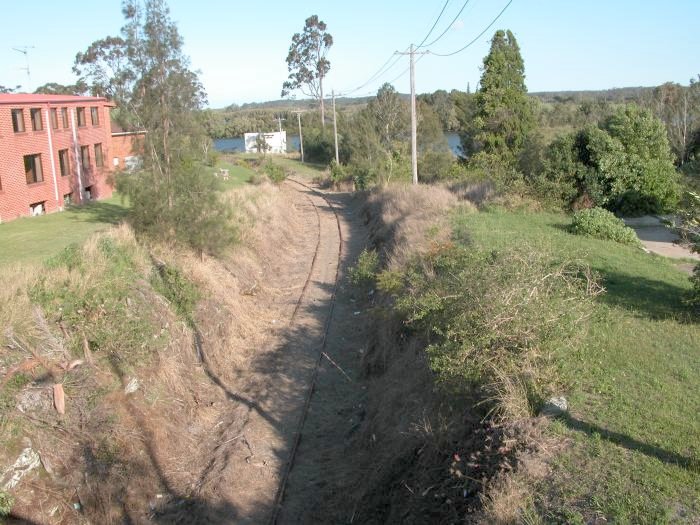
[
  {"x1": 0, "y1": 99, "x2": 115, "y2": 222},
  {"x1": 111, "y1": 132, "x2": 145, "y2": 171}
]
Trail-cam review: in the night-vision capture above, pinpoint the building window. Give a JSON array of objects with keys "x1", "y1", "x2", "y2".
[
  {"x1": 50, "y1": 108, "x2": 59, "y2": 130},
  {"x1": 94, "y1": 143, "x2": 104, "y2": 167},
  {"x1": 30, "y1": 108, "x2": 43, "y2": 131},
  {"x1": 24, "y1": 154, "x2": 43, "y2": 184},
  {"x1": 80, "y1": 145, "x2": 90, "y2": 170},
  {"x1": 11, "y1": 109, "x2": 25, "y2": 132},
  {"x1": 59, "y1": 149, "x2": 70, "y2": 177},
  {"x1": 63, "y1": 193, "x2": 73, "y2": 206},
  {"x1": 29, "y1": 202, "x2": 46, "y2": 216},
  {"x1": 90, "y1": 107, "x2": 100, "y2": 126},
  {"x1": 84, "y1": 186, "x2": 93, "y2": 201},
  {"x1": 77, "y1": 107, "x2": 86, "y2": 127},
  {"x1": 61, "y1": 108, "x2": 69, "y2": 128}
]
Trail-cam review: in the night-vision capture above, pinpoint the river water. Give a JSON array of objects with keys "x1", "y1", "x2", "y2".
[{"x1": 214, "y1": 133, "x2": 462, "y2": 157}]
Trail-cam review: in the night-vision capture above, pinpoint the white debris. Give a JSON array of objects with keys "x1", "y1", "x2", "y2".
[
  {"x1": 2, "y1": 447, "x2": 41, "y2": 490},
  {"x1": 125, "y1": 377, "x2": 140, "y2": 394}
]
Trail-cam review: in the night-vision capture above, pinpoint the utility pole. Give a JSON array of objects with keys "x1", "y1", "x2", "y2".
[
  {"x1": 293, "y1": 110, "x2": 305, "y2": 163},
  {"x1": 332, "y1": 90, "x2": 339, "y2": 165},
  {"x1": 396, "y1": 44, "x2": 428, "y2": 185},
  {"x1": 275, "y1": 114, "x2": 286, "y2": 133}
]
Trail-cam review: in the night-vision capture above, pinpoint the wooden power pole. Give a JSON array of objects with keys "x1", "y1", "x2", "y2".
[
  {"x1": 332, "y1": 90, "x2": 339, "y2": 165},
  {"x1": 293, "y1": 110, "x2": 305, "y2": 163},
  {"x1": 397, "y1": 45, "x2": 428, "y2": 185}
]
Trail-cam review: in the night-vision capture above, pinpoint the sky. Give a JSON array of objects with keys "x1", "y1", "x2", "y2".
[{"x1": 1, "y1": 0, "x2": 698, "y2": 108}]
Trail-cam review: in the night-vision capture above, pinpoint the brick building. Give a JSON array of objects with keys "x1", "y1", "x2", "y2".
[{"x1": 0, "y1": 94, "x2": 120, "y2": 222}]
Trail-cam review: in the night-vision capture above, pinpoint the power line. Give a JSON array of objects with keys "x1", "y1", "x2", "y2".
[
  {"x1": 417, "y1": 0, "x2": 473, "y2": 48},
  {"x1": 338, "y1": 46, "x2": 410, "y2": 96},
  {"x1": 416, "y1": 0, "x2": 452, "y2": 48},
  {"x1": 430, "y1": 0, "x2": 514, "y2": 57}
]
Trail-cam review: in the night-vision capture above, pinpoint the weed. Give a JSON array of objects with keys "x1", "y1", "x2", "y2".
[
  {"x1": 151, "y1": 264, "x2": 199, "y2": 321},
  {"x1": 0, "y1": 490, "x2": 13, "y2": 517},
  {"x1": 348, "y1": 249, "x2": 379, "y2": 288}
]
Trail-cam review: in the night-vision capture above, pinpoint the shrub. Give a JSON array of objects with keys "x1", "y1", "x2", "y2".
[
  {"x1": 263, "y1": 160, "x2": 286, "y2": 183},
  {"x1": 569, "y1": 207, "x2": 641, "y2": 246},
  {"x1": 348, "y1": 249, "x2": 379, "y2": 288},
  {"x1": 390, "y1": 244, "x2": 600, "y2": 421},
  {"x1": 541, "y1": 106, "x2": 681, "y2": 214}
]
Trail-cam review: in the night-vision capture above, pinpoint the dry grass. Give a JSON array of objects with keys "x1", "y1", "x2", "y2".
[
  {"x1": 0, "y1": 180, "x2": 308, "y2": 523},
  {"x1": 364, "y1": 183, "x2": 475, "y2": 269}
]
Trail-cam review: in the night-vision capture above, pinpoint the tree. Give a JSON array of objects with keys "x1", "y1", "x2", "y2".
[
  {"x1": 79, "y1": 0, "x2": 235, "y2": 256},
  {"x1": 471, "y1": 29, "x2": 535, "y2": 165},
  {"x1": 34, "y1": 81, "x2": 88, "y2": 96},
  {"x1": 368, "y1": 83, "x2": 409, "y2": 149},
  {"x1": 647, "y1": 79, "x2": 700, "y2": 165},
  {"x1": 73, "y1": 36, "x2": 135, "y2": 127},
  {"x1": 282, "y1": 15, "x2": 333, "y2": 127},
  {"x1": 0, "y1": 85, "x2": 21, "y2": 94},
  {"x1": 541, "y1": 105, "x2": 680, "y2": 214}
]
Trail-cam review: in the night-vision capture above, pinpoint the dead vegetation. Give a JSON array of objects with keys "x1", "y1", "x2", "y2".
[{"x1": 0, "y1": 182, "x2": 305, "y2": 523}]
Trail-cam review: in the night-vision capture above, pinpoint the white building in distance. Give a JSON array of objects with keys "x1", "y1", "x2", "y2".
[{"x1": 244, "y1": 131, "x2": 287, "y2": 154}]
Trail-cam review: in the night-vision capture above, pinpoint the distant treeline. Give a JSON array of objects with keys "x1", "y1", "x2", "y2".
[{"x1": 202, "y1": 82, "x2": 699, "y2": 169}]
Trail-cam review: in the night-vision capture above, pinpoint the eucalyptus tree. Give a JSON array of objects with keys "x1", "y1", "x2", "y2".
[{"x1": 282, "y1": 15, "x2": 333, "y2": 126}]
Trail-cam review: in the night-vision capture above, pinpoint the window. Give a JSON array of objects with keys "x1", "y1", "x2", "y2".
[
  {"x1": 24, "y1": 154, "x2": 43, "y2": 184},
  {"x1": 80, "y1": 145, "x2": 90, "y2": 170},
  {"x1": 90, "y1": 107, "x2": 100, "y2": 126},
  {"x1": 50, "y1": 108, "x2": 59, "y2": 130},
  {"x1": 11, "y1": 109, "x2": 25, "y2": 132},
  {"x1": 29, "y1": 202, "x2": 46, "y2": 216},
  {"x1": 76, "y1": 107, "x2": 86, "y2": 127},
  {"x1": 94, "y1": 143, "x2": 104, "y2": 167},
  {"x1": 63, "y1": 193, "x2": 73, "y2": 206},
  {"x1": 30, "y1": 108, "x2": 43, "y2": 131},
  {"x1": 84, "y1": 186, "x2": 93, "y2": 201},
  {"x1": 61, "y1": 108, "x2": 69, "y2": 128},
  {"x1": 59, "y1": 149, "x2": 70, "y2": 177}
]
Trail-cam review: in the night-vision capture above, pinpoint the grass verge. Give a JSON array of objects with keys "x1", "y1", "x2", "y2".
[
  {"x1": 0, "y1": 194, "x2": 129, "y2": 268},
  {"x1": 453, "y1": 208, "x2": 700, "y2": 523}
]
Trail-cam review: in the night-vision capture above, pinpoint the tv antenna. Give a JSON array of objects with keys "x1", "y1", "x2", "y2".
[{"x1": 12, "y1": 45, "x2": 35, "y2": 86}]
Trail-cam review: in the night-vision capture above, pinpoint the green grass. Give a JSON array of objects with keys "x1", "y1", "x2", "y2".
[
  {"x1": 0, "y1": 194, "x2": 129, "y2": 267},
  {"x1": 268, "y1": 155, "x2": 328, "y2": 179},
  {"x1": 453, "y1": 208, "x2": 700, "y2": 523},
  {"x1": 207, "y1": 156, "x2": 256, "y2": 189}
]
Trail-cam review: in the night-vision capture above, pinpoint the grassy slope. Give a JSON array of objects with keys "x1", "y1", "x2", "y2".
[
  {"x1": 0, "y1": 195, "x2": 129, "y2": 268},
  {"x1": 453, "y1": 209, "x2": 700, "y2": 523}
]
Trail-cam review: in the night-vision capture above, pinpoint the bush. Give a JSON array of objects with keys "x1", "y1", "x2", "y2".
[
  {"x1": 117, "y1": 160, "x2": 238, "y2": 257},
  {"x1": 263, "y1": 160, "x2": 286, "y2": 183},
  {"x1": 569, "y1": 207, "x2": 641, "y2": 246},
  {"x1": 541, "y1": 106, "x2": 681, "y2": 214},
  {"x1": 389, "y1": 244, "x2": 600, "y2": 420},
  {"x1": 348, "y1": 249, "x2": 379, "y2": 288}
]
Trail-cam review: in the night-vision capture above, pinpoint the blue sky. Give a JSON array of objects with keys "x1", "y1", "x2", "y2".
[{"x1": 1, "y1": 1, "x2": 698, "y2": 108}]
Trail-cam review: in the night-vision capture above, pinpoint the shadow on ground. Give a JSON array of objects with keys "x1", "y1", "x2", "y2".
[
  {"x1": 594, "y1": 268, "x2": 693, "y2": 320},
  {"x1": 66, "y1": 200, "x2": 129, "y2": 224},
  {"x1": 562, "y1": 414, "x2": 699, "y2": 472}
]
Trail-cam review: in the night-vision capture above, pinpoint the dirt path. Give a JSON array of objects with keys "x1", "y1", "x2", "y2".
[
  {"x1": 625, "y1": 216, "x2": 700, "y2": 262},
  {"x1": 172, "y1": 178, "x2": 367, "y2": 523}
]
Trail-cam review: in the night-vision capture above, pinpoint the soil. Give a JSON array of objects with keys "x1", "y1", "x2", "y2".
[{"x1": 182, "y1": 178, "x2": 368, "y2": 523}]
